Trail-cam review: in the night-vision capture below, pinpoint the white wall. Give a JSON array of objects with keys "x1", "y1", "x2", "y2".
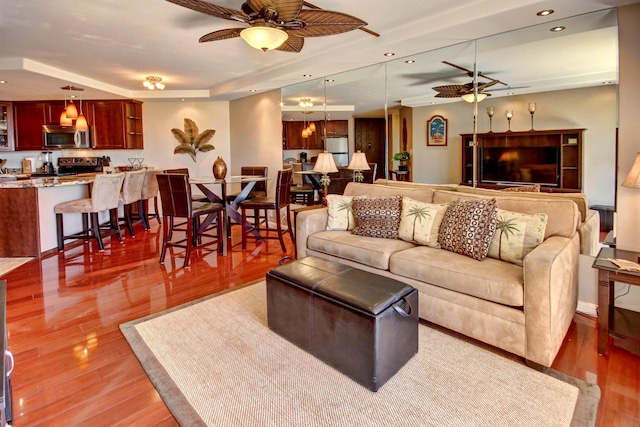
[
  {"x1": 229, "y1": 90, "x2": 283, "y2": 197},
  {"x1": 410, "y1": 85, "x2": 618, "y2": 206}
]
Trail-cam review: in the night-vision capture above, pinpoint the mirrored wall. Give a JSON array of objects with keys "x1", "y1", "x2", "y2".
[{"x1": 281, "y1": 8, "x2": 618, "y2": 206}]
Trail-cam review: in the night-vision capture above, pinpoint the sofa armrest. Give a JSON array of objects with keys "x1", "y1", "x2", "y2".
[
  {"x1": 295, "y1": 207, "x2": 328, "y2": 259},
  {"x1": 578, "y1": 209, "x2": 600, "y2": 256},
  {"x1": 522, "y1": 234, "x2": 579, "y2": 366}
]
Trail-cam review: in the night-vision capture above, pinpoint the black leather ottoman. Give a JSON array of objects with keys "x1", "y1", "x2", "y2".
[{"x1": 266, "y1": 256, "x2": 418, "y2": 391}]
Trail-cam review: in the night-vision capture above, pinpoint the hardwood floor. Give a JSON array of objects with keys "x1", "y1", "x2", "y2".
[{"x1": 1, "y1": 222, "x2": 638, "y2": 426}]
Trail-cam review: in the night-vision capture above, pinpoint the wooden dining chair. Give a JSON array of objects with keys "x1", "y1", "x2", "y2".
[
  {"x1": 290, "y1": 162, "x2": 314, "y2": 205},
  {"x1": 54, "y1": 173, "x2": 125, "y2": 252},
  {"x1": 156, "y1": 173, "x2": 225, "y2": 268},
  {"x1": 239, "y1": 169, "x2": 293, "y2": 252},
  {"x1": 226, "y1": 166, "x2": 268, "y2": 203}
]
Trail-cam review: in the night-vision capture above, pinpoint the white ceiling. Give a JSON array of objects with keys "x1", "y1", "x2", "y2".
[{"x1": 0, "y1": 0, "x2": 636, "y2": 104}]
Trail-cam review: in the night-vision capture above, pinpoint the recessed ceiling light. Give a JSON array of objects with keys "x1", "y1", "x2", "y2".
[
  {"x1": 405, "y1": 60, "x2": 415, "y2": 64},
  {"x1": 602, "y1": 81, "x2": 612, "y2": 84},
  {"x1": 180, "y1": 98, "x2": 185, "y2": 101},
  {"x1": 303, "y1": 74, "x2": 312, "y2": 77},
  {"x1": 326, "y1": 79, "x2": 334, "y2": 82},
  {"x1": 507, "y1": 92, "x2": 514, "y2": 96},
  {"x1": 0, "y1": 80, "x2": 6, "y2": 84},
  {"x1": 384, "y1": 52, "x2": 395, "y2": 57},
  {"x1": 249, "y1": 89, "x2": 257, "y2": 92},
  {"x1": 550, "y1": 26, "x2": 566, "y2": 32},
  {"x1": 537, "y1": 9, "x2": 554, "y2": 17}
]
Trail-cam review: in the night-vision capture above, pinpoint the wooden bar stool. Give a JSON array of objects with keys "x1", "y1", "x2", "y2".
[{"x1": 54, "y1": 173, "x2": 125, "y2": 252}]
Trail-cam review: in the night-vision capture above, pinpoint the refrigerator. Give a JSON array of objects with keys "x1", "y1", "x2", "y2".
[{"x1": 324, "y1": 137, "x2": 349, "y2": 167}]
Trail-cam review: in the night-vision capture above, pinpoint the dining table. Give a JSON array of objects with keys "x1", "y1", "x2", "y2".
[{"x1": 188, "y1": 175, "x2": 270, "y2": 256}]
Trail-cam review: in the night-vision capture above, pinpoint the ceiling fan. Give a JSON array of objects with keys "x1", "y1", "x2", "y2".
[
  {"x1": 432, "y1": 61, "x2": 507, "y2": 100},
  {"x1": 166, "y1": 0, "x2": 378, "y2": 52}
]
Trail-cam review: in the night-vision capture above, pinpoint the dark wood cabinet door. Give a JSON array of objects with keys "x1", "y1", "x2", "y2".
[
  {"x1": 13, "y1": 102, "x2": 46, "y2": 150},
  {"x1": 326, "y1": 120, "x2": 348, "y2": 136},
  {"x1": 284, "y1": 121, "x2": 305, "y2": 149},
  {"x1": 91, "y1": 101, "x2": 126, "y2": 149}
]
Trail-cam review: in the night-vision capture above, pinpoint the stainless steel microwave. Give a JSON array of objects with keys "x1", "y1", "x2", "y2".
[{"x1": 42, "y1": 125, "x2": 91, "y2": 149}]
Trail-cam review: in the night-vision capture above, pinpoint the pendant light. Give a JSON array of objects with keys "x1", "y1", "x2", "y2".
[
  {"x1": 75, "y1": 96, "x2": 88, "y2": 131},
  {"x1": 60, "y1": 93, "x2": 72, "y2": 126},
  {"x1": 65, "y1": 99, "x2": 78, "y2": 119}
]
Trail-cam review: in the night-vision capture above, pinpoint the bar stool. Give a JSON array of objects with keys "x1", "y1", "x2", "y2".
[
  {"x1": 118, "y1": 169, "x2": 146, "y2": 237},
  {"x1": 157, "y1": 173, "x2": 225, "y2": 268},
  {"x1": 54, "y1": 173, "x2": 125, "y2": 252},
  {"x1": 240, "y1": 169, "x2": 293, "y2": 252},
  {"x1": 140, "y1": 169, "x2": 161, "y2": 229}
]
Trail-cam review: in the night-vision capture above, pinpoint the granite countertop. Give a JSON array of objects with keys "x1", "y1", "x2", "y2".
[{"x1": 0, "y1": 173, "x2": 97, "y2": 189}]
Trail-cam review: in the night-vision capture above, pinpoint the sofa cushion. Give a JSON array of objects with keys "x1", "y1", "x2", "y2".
[
  {"x1": 307, "y1": 230, "x2": 416, "y2": 270},
  {"x1": 433, "y1": 190, "x2": 579, "y2": 239},
  {"x1": 325, "y1": 194, "x2": 356, "y2": 231},
  {"x1": 352, "y1": 195, "x2": 402, "y2": 239},
  {"x1": 390, "y1": 246, "x2": 525, "y2": 307},
  {"x1": 438, "y1": 198, "x2": 498, "y2": 261},
  {"x1": 398, "y1": 197, "x2": 448, "y2": 248},
  {"x1": 487, "y1": 209, "x2": 548, "y2": 266},
  {"x1": 344, "y1": 182, "x2": 434, "y2": 203}
]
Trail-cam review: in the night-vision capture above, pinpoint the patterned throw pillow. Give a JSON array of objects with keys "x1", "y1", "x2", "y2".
[
  {"x1": 487, "y1": 208, "x2": 548, "y2": 266},
  {"x1": 398, "y1": 197, "x2": 448, "y2": 248},
  {"x1": 501, "y1": 184, "x2": 541, "y2": 192},
  {"x1": 438, "y1": 198, "x2": 498, "y2": 261},
  {"x1": 325, "y1": 194, "x2": 356, "y2": 231},
  {"x1": 351, "y1": 196, "x2": 402, "y2": 239}
]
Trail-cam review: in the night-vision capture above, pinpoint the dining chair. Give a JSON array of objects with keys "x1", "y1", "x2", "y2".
[
  {"x1": 226, "y1": 166, "x2": 268, "y2": 203},
  {"x1": 156, "y1": 173, "x2": 225, "y2": 268},
  {"x1": 362, "y1": 162, "x2": 378, "y2": 184},
  {"x1": 55, "y1": 173, "x2": 125, "y2": 252},
  {"x1": 290, "y1": 162, "x2": 314, "y2": 205},
  {"x1": 118, "y1": 169, "x2": 146, "y2": 237},
  {"x1": 239, "y1": 169, "x2": 293, "y2": 252}
]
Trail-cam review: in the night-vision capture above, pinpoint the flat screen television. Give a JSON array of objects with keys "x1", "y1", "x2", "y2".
[{"x1": 480, "y1": 146, "x2": 560, "y2": 186}]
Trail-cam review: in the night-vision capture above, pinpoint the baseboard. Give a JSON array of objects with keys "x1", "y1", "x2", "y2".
[{"x1": 576, "y1": 301, "x2": 597, "y2": 318}]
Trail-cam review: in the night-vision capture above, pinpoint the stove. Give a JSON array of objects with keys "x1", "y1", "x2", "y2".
[{"x1": 57, "y1": 157, "x2": 104, "y2": 175}]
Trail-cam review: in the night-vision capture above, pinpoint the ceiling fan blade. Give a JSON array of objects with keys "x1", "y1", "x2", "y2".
[
  {"x1": 275, "y1": 0, "x2": 303, "y2": 22},
  {"x1": 432, "y1": 84, "x2": 469, "y2": 93},
  {"x1": 287, "y1": 10, "x2": 366, "y2": 37},
  {"x1": 276, "y1": 34, "x2": 304, "y2": 52},
  {"x1": 435, "y1": 93, "x2": 464, "y2": 98},
  {"x1": 166, "y1": 0, "x2": 249, "y2": 23},
  {"x1": 476, "y1": 80, "x2": 499, "y2": 91},
  {"x1": 442, "y1": 61, "x2": 474, "y2": 76},
  {"x1": 302, "y1": 1, "x2": 379, "y2": 37},
  {"x1": 199, "y1": 28, "x2": 243, "y2": 43}
]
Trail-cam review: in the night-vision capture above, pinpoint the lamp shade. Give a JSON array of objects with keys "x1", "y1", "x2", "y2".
[
  {"x1": 240, "y1": 26, "x2": 288, "y2": 51},
  {"x1": 462, "y1": 92, "x2": 488, "y2": 103},
  {"x1": 65, "y1": 100, "x2": 78, "y2": 119},
  {"x1": 622, "y1": 153, "x2": 640, "y2": 189},
  {"x1": 75, "y1": 113, "x2": 89, "y2": 131},
  {"x1": 347, "y1": 151, "x2": 371, "y2": 170},
  {"x1": 60, "y1": 110, "x2": 72, "y2": 126},
  {"x1": 313, "y1": 152, "x2": 338, "y2": 174}
]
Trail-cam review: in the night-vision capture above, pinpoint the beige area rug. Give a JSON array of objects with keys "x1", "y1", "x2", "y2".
[
  {"x1": 121, "y1": 282, "x2": 600, "y2": 427},
  {"x1": 0, "y1": 257, "x2": 33, "y2": 277}
]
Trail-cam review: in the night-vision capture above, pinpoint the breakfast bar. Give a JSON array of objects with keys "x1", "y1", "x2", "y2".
[{"x1": 0, "y1": 175, "x2": 95, "y2": 257}]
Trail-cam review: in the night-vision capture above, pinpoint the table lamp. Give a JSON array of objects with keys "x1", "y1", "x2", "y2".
[
  {"x1": 313, "y1": 152, "x2": 338, "y2": 203},
  {"x1": 347, "y1": 151, "x2": 370, "y2": 182}
]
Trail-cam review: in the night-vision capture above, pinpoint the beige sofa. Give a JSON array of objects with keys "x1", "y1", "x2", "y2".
[{"x1": 295, "y1": 182, "x2": 595, "y2": 367}]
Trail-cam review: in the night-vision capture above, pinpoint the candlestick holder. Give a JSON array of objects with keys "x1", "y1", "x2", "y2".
[
  {"x1": 505, "y1": 109, "x2": 513, "y2": 132},
  {"x1": 528, "y1": 102, "x2": 536, "y2": 130},
  {"x1": 487, "y1": 107, "x2": 494, "y2": 132}
]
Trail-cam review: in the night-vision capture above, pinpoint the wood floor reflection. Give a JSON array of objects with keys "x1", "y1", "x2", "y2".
[{"x1": 2, "y1": 222, "x2": 638, "y2": 426}]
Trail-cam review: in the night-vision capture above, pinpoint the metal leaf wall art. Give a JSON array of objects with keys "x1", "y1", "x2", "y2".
[{"x1": 171, "y1": 118, "x2": 216, "y2": 162}]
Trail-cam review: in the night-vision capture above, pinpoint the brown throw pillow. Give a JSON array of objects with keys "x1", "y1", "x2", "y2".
[
  {"x1": 351, "y1": 196, "x2": 402, "y2": 239},
  {"x1": 501, "y1": 184, "x2": 541, "y2": 192},
  {"x1": 438, "y1": 198, "x2": 498, "y2": 260}
]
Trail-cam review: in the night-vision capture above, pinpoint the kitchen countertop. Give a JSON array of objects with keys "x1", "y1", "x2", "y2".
[{"x1": 0, "y1": 173, "x2": 97, "y2": 189}]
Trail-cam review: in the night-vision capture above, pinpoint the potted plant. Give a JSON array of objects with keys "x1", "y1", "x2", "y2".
[{"x1": 393, "y1": 151, "x2": 410, "y2": 171}]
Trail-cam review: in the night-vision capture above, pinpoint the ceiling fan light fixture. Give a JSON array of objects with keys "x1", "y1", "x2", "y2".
[
  {"x1": 144, "y1": 76, "x2": 165, "y2": 90},
  {"x1": 462, "y1": 92, "x2": 488, "y2": 103},
  {"x1": 240, "y1": 26, "x2": 288, "y2": 52}
]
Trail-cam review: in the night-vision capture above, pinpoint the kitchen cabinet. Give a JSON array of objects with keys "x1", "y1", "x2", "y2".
[
  {"x1": 283, "y1": 121, "x2": 323, "y2": 150},
  {"x1": 91, "y1": 100, "x2": 143, "y2": 149},
  {"x1": 45, "y1": 100, "x2": 92, "y2": 126},
  {"x1": 0, "y1": 103, "x2": 14, "y2": 151},
  {"x1": 325, "y1": 120, "x2": 348, "y2": 136},
  {"x1": 13, "y1": 102, "x2": 46, "y2": 151}
]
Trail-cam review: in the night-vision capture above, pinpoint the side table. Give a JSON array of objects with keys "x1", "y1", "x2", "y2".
[{"x1": 592, "y1": 247, "x2": 640, "y2": 355}]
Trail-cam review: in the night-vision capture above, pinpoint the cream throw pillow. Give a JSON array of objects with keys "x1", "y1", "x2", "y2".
[
  {"x1": 398, "y1": 198, "x2": 448, "y2": 248},
  {"x1": 487, "y1": 208, "x2": 548, "y2": 266},
  {"x1": 326, "y1": 194, "x2": 356, "y2": 231}
]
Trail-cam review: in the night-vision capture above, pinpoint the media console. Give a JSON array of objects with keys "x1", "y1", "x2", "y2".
[{"x1": 461, "y1": 129, "x2": 584, "y2": 192}]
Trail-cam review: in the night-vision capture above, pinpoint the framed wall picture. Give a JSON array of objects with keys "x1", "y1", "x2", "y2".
[{"x1": 427, "y1": 115, "x2": 447, "y2": 146}]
